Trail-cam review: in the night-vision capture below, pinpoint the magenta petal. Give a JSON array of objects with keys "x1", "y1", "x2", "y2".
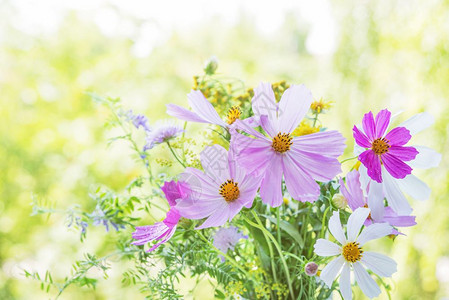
[
  {"x1": 384, "y1": 127, "x2": 412, "y2": 146},
  {"x1": 163, "y1": 208, "x2": 181, "y2": 227},
  {"x1": 374, "y1": 109, "x2": 391, "y2": 137},
  {"x1": 359, "y1": 150, "x2": 382, "y2": 183},
  {"x1": 353, "y1": 126, "x2": 371, "y2": 148},
  {"x1": 388, "y1": 146, "x2": 418, "y2": 162},
  {"x1": 132, "y1": 222, "x2": 167, "y2": 245},
  {"x1": 161, "y1": 181, "x2": 183, "y2": 207},
  {"x1": 362, "y1": 111, "x2": 376, "y2": 140},
  {"x1": 283, "y1": 154, "x2": 320, "y2": 203},
  {"x1": 166, "y1": 104, "x2": 208, "y2": 124},
  {"x1": 148, "y1": 226, "x2": 177, "y2": 252},
  {"x1": 381, "y1": 153, "x2": 413, "y2": 179},
  {"x1": 259, "y1": 155, "x2": 284, "y2": 207}
]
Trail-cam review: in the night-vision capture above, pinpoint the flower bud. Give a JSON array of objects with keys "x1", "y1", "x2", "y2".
[
  {"x1": 332, "y1": 193, "x2": 348, "y2": 209},
  {"x1": 204, "y1": 56, "x2": 218, "y2": 75},
  {"x1": 304, "y1": 262, "x2": 319, "y2": 276}
]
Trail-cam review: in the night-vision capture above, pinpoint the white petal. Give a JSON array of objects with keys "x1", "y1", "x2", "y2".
[
  {"x1": 399, "y1": 112, "x2": 434, "y2": 135},
  {"x1": 396, "y1": 174, "x2": 431, "y2": 201},
  {"x1": 347, "y1": 207, "x2": 370, "y2": 242},
  {"x1": 353, "y1": 262, "x2": 381, "y2": 298},
  {"x1": 358, "y1": 164, "x2": 370, "y2": 193},
  {"x1": 339, "y1": 263, "x2": 352, "y2": 300},
  {"x1": 328, "y1": 211, "x2": 346, "y2": 245},
  {"x1": 356, "y1": 223, "x2": 392, "y2": 246},
  {"x1": 320, "y1": 256, "x2": 345, "y2": 288},
  {"x1": 381, "y1": 167, "x2": 412, "y2": 215},
  {"x1": 361, "y1": 251, "x2": 397, "y2": 277},
  {"x1": 408, "y1": 146, "x2": 442, "y2": 169},
  {"x1": 314, "y1": 239, "x2": 342, "y2": 257},
  {"x1": 367, "y1": 181, "x2": 385, "y2": 221},
  {"x1": 354, "y1": 142, "x2": 365, "y2": 156}
]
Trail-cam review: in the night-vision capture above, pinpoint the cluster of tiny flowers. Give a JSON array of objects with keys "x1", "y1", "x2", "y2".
[{"x1": 130, "y1": 77, "x2": 440, "y2": 299}]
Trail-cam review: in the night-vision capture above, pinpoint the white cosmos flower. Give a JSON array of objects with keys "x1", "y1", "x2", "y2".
[
  {"x1": 355, "y1": 112, "x2": 442, "y2": 215},
  {"x1": 314, "y1": 207, "x2": 397, "y2": 299}
]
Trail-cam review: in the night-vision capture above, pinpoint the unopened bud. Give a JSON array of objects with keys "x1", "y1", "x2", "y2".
[
  {"x1": 332, "y1": 193, "x2": 348, "y2": 209},
  {"x1": 204, "y1": 56, "x2": 218, "y2": 75},
  {"x1": 304, "y1": 262, "x2": 319, "y2": 276}
]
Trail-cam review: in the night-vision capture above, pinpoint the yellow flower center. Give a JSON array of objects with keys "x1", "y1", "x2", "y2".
[
  {"x1": 226, "y1": 106, "x2": 241, "y2": 125},
  {"x1": 219, "y1": 179, "x2": 240, "y2": 202},
  {"x1": 371, "y1": 137, "x2": 390, "y2": 155},
  {"x1": 342, "y1": 242, "x2": 363, "y2": 263},
  {"x1": 272, "y1": 132, "x2": 293, "y2": 153}
]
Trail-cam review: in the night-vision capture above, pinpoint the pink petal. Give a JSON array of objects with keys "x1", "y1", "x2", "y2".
[
  {"x1": 260, "y1": 115, "x2": 277, "y2": 138},
  {"x1": 362, "y1": 111, "x2": 376, "y2": 140},
  {"x1": 383, "y1": 207, "x2": 416, "y2": 227},
  {"x1": 196, "y1": 203, "x2": 230, "y2": 229},
  {"x1": 340, "y1": 170, "x2": 366, "y2": 211},
  {"x1": 289, "y1": 146, "x2": 342, "y2": 182},
  {"x1": 166, "y1": 104, "x2": 208, "y2": 124},
  {"x1": 388, "y1": 146, "x2": 418, "y2": 162},
  {"x1": 375, "y1": 109, "x2": 391, "y2": 137},
  {"x1": 278, "y1": 84, "x2": 313, "y2": 133},
  {"x1": 384, "y1": 127, "x2": 412, "y2": 146},
  {"x1": 353, "y1": 125, "x2": 371, "y2": 148},
  {"x1": 259, "y1": 154, "x2": 284, "y2": 207},
  {"x1": 200, "y1": 145, "x2": 231, "y2": 184},
  {"x1": 359, "y1": 150, "x2": 382, "y2": 183},
  {"x1": 232, "y1": 134, "x2": 274, "y2": 176},
  {"x1": 283, "y1": 154, "x2": 320, "y2": 202},
  {"x1": 187, "y1": 90, "x2": 227, "y2": 127},
  {"x1": 251, "y1": 82, "x2": 278, "y2": 129},
  {"x1": 292, "y1": 130, "x2": 346, "y2": 158},
  {"x1": 381, "y1": 153, "x2": 413, "y2": 179}
]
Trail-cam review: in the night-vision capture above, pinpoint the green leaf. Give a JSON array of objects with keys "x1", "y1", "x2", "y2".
[{"x1": 264, "y1": 215, "x2": 304, "y2": 247}]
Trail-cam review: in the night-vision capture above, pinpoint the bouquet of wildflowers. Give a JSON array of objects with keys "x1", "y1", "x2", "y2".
[{"x1": 29, "y1": 61, "x2": 441, "y2": 299}]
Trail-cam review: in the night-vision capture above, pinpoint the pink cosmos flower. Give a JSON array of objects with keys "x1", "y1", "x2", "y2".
[
  {"x1": 353, "y1": 109, "x2": 418, "y2": 183},
  {"x1": 340, "y1": 170, "x2": 416, "y2": 234},
  {"x1": 132, "y1": 180, "x2": 187, "y2": 252},
  {"x1": 175, "y1": 145, "x2": 261, "y2": 229},
  {"x1": 166, "y1": 90, "x2": 259, "y2": 128},
  {"x1": 356, "y1": 112, "x2": 441, "y2": 215},
  {"x1": 231, "y1": 82, "x2": 346, "y2": 207}
]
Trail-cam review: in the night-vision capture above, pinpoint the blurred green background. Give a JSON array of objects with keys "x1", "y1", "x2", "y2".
[{"x1": 1, "y1": 0, "x2": 448, "y2": 299}]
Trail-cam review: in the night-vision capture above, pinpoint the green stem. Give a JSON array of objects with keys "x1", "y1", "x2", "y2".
[
  {"x1": 196, "y1": 231, "x2": 251, "y2": 278},
  {"x1": 320, "y1": 206, "x2": 331, "y2": 238},
  {"x1": 340, "y1": 156, "x2": 357, "y2": 164},
  {"x1": 248, "y1": 211, "x2": 295, "y2": 300},
  {"x1": 276, "y1": 207, "x2": 282, "y2": 245},
  {"x1": 166, "y1": 141, "x2": 186, "y2": 168}
]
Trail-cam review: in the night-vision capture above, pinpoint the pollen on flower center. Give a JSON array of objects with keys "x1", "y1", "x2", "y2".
[
  {"x1": 219, "y1": 179, "x2": 240, "y2": 202},
  {"x1": 272, "y1": 132, "x2": 293, "y2": 153},
  {"x1": 342, "y1": 242, "x2": 363, "y2": 263},
  {"x1": 371, "y1": 137, "x2": 390, "y2": 155},
  {"x1": 226, "y1": 106, "x2": 241, "y2": 125}
]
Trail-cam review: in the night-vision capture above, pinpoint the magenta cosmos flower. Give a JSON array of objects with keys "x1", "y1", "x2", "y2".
[
  {"x1": 132, "y1": 180, "x2": 187, "y2": 252},
  {"x1": 340, "y1": 170, "x2": 416, "y2": 234},
  {"x1": 175, "y1": 145, "x2": 261, "y2": 229},
  {"x1": 231, "y1": 82, "x2": 346, "y2": 207},
  {"x1": 353, "y1": 109, "x2": 418, "y2": 183},
  {"x1": 166, "y1": 90, "x2": 258, "y2": 128}
]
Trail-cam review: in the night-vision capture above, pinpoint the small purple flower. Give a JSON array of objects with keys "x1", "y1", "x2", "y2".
[
  {"x1": 353, "y1": 109, "x2": 418, "y2": 183},
  {"x1": 231, "y1": 82, "x2": 346, "y2": 207},
  {"x1": 213, "y1": 226, "x2": 247, "y2": 261},
  {"x1": 175, "y1": 145, "x2": 261, "y2": 229},
  {"x1": 132, "y1": 114, "x2": 151, "y2": 131},
  {"x1": 144, "y1": 121, "x2": 184, "y2": 150},
  {"x1": 132, "y1": 180, "x2": 188, "y2": 252},
  {"x1": 91, "y1": 205, "x2": 125, "y2": 232},
  {"x1": 340, "y1": 170, "x2": 416, "y2": 234}
]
